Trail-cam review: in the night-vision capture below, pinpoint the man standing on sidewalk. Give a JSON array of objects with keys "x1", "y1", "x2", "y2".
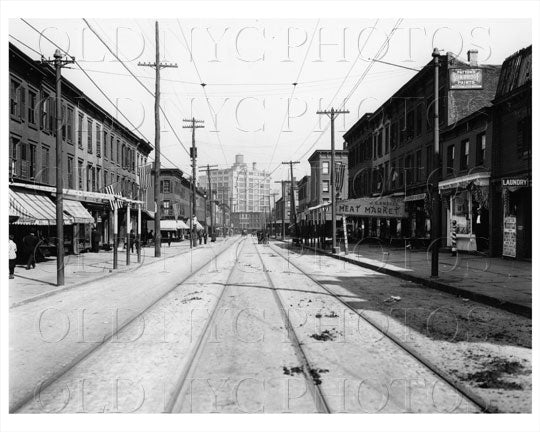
[
  {"x1": 9, "y1": 234, "x2": 17, "y2": 279},
  {"x1": 22, "y1": 231, "x2": 39, "y2": 270}
]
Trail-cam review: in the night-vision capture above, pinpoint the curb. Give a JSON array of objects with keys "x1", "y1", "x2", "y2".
[
  {"x1": 276, "y1": 240, "x2": 532, "y2": 319},
  {"x1": 9, "y1": 241, "x2": 225, "y2": 309}
]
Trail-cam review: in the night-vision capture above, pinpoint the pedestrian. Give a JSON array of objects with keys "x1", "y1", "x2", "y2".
[
  {"x1": 167, "y1": 232, "x2": 172, "y2": 247},
  {"x1": 9, "y1": 234, "x2": 17, "y2": 279},
  {"x1": 22, "y1": 231, "x2": 40, "y2": 270},
  {"x1": 129, "y1": 229, "x2": 136, "y2": 252},
  {"x1": 148, "y1": 230, "x2": 154, "y2": 246},
  {"x1": 91, "y1": 228, "x2": 101, "y2": 253}
]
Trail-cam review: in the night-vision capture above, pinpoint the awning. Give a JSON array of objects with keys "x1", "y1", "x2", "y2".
[
  {"x1": 142, "y1": 209, "x2": 155, "y2": 219},
  {"x1": 177, "y1": 220, "x2": 189, "y2": 229},
  {"x1": 10, "y1": 189, "x2": 73, "y2": 225},
  {"x1": 159, "y1": 220, "x2": 178, "y2": 231},
  {"x1": 439, "y1": 172, "x2": 490, "y2": 191},
  {"x1": 63, "y1": 199, "x2": 95, "y2": 224}
]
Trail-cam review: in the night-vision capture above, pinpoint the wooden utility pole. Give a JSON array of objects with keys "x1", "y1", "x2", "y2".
[
  {"x1": 138, "y1": 21, "x2": 177, "y2": 258},
  {"x1": 183, "y1": 118, "x2": 204, "y2": 248},
  {"x1": 274, "y1": 180, "x2": 288, "y2": 239},
  {"x1": 431, "y1": 48, "x2": 441, "y2": 277},
  {"x1": 282, "y1": 161, "x2": 300, "y2": 241},
  {"x1": 199, "y1": 164, "x2": 218, "y2": 241},
  {"x1": 271, "y1": 192, "x2": 278, "y2": 239},
  {"x1": 42, "y1": 49, "x2": 75, "y2": 286},
  {"x1": 317, "y1": 108, "x2": 349, "y2": 253}
]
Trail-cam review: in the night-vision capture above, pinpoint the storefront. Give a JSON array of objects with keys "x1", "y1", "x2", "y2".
[
  {"x1": 501, "y1": 177, "x2": 531, "y2": 259},
  {"x1": 439, "y1": 172, "x2": 490, "y2": 253}
]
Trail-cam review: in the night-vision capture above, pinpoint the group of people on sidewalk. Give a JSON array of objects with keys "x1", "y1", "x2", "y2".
[{"x1": 8, "y1": 231, "x2": 42, "y2": 279}]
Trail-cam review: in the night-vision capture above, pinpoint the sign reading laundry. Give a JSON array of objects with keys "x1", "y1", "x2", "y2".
[{"x1": 336, "y1": 197, "x2": 406, "y2": 218}]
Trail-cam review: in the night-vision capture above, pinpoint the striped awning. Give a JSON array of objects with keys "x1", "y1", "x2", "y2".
[
  {"x1": 9, "y1": 189, "x2": 74, "y2": 225},
  {"x1": 63, "y1": 199, "x2": 95, "y2": 224}
]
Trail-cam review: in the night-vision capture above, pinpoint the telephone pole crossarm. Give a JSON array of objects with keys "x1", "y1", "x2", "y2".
[{"x1": 317, "y1": 107, "x2": 349, "y2": 254}]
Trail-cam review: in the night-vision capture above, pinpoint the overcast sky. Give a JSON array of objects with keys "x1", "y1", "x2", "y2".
[{"x1": 9, "y1": 18, "x2": 532, "y2": 191}]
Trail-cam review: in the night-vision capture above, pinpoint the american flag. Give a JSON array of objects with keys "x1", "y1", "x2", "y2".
[
  {"x1": 105, "y1": 184, "x2": 121, "y2": 211},
  {"x1": 138, "y1": 164, "x2": 153, "y2": 191},
  {"x1": 335, "y1": 162, "x2": 346, "y2": 194}
]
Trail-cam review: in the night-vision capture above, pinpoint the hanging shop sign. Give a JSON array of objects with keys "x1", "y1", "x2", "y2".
[
  {"x1": 449, "y1": 68, "x2": 483, "y2": 89},
  {"x1": 502, "y1": 178, "x2": 530, "y2": 187},
  {"x1": 336, "y1": 197, "x2": 406, "y2": 218},
  {"x1": 502, "y1": 216, "x2": 517, "y2": 258},
  {"x1": 404, "y1": 193, "x2": 427, "y2": 203}
]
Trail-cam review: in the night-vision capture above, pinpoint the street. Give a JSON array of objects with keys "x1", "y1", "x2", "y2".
[{"x1": 10, "y1": 237, "x2": 531, "y2": 413}]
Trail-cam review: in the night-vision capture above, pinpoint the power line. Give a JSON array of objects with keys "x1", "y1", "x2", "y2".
[
  {"x1": 82, "y1": 18, "x2": 192, "y2": 161},
  {"x1": 175, "y1": 19, "x2": 228, "y2": 165},
  {"x1": 267, "y1": 18, "x2": 320, "y2": 170},
  {"x1": 19, "y1": 19, "x2": 188, "y2": 174}
]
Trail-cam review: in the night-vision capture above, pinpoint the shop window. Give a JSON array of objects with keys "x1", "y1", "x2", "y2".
[
  {"x1": 476, "y1": 132, "x2": 486, "y2": 166},
  {"x1": 451, "y1": 190, "x2": 471, "y2": 235},
  {"x1": 460, "y1": 139, "x2": 469, "y2": 170}
]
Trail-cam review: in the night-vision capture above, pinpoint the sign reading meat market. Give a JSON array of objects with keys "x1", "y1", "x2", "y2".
[{"x1": 336, "y1": 197, "x2": 406, "y2": 218}]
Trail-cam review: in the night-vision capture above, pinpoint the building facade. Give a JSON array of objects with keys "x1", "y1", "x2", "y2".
[
  {"x1": 490, "y1": 45, "x2": 532, "y2": 260},
  {"x1": 308, "y1": 149, "x2": 349, "y2": 206},
  {"x1": 9, "y1": 42, "x2": 153, "y2": 252},
  {"x1": 344, "y1": 49, "x2": 501, "y2": 244}
]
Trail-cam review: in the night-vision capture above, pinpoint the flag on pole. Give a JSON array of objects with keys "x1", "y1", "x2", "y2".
[
  {"x1": 335, "y1": 162, "x2": 346, "y2": 194},
  {"x1": 172, "y1": 202, "x2": 180, "y2": 221},
  {"x1": 138, "y1": 164, "x2": 153, "y2": 191},
  {"x1": 105, "y1": 184, "x2": 121, "y2": 211}
]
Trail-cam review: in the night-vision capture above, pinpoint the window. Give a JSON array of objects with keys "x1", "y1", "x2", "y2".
[
  {"x1": 27, "y1": 144, "x2": 36, "y2": 179},
  {"x1": 416, "y1": 149, "x2": 422, "y2": 182},
  {"x1": 10, "y1": 78, "x2": 23, "y2": 118},
  {"x1": 41, "y1": 91, "x2": 51, "y2": 131},
  {"x1": 377, "y1": 131, "x2": 383, "y2": 157},
  {"x1": 390, "y1": 122, "x2": 398, "y2": 150},
  {"x1": 92, "y1": 166, "x2": 97, "y2": 192},
  {"x1": 78, "y1": 160, "x2": 84, "y2": 189},
  {"x1": 41, "y1": 146, "x2": 49, "y2": 184},
  {"x1": 96, "y1": 124, "x2": 101, "y2": 157},
  {"x1": 406, "y1": 109, "x2": 415, "y2": 141},
  {"x1": 322, "y1": 180, "x2": 329, "y2": 193},
  {"x1": 476, "y1": 132, "x2": 486, "y2": 166},
  {"x1": 517, "y1": 115, "x2": 531, "y2": 157},
  {"x1": 104, "y1": 170, "x2": 108, "y2": 187},
  {"x1": 103, "y1": 130, "x2": 108, "y2": 159},
  {"x1": 96, "y1": 166, "x2": 101, "y2": 191},
  {"x1": 447, "y1": 144, "x2": 455, "y2": 171},
  {"x1": 20, "y1": 143, "x2": 28, "y2": 178},
  {"x1": 66, "y1": 106, "x2": 74, "y2": 142},
  {"x1": 28, "y1": 89, "x2": 37, "y2": 124},
  {"x1": 67, "y1": 157, "x2": 74, "y2": 189},
  {"x1": 110, "y1": 134, "x2": 115, "y2": 161},
  {"x1": 162, "y1": 179, "x2": 171, "y2": 193},
  {"x1": 460, "y1": 139, "x2": 469, "y2": 170},
  {"x1": 426, "y1": 146, "x2": 433, "y2": 178},
  {"x1": 121, "y1": 144, "x2": 126, "y2": 169},
  {"x1": 10, "y1": 136, "x2": 20, "y2": 178},
  {"x1": 117, "y1": 139, "x2": 121, "y2": 164},
  {"x1": 384, "y1": 124, "x2": 390, "y2": 154},
  {"x1": 405, "y1": 155, "x2": 413, "y2": 185},
  {"x1": 87, "y1": 164, "x2": 92, "y2": 191},
  {"x1": 322, "y1": 161, "x2": 329, "y2": 174},
  {"x1": 87, "y1": 119, "x2": 93, "y2": 153},
  {"x1": 78, "y1": 113, "x2": 84, "y2": 149},
  {"x1": 416, "y1": 104, "x2": 423, "y2": 136},
  {"x1": 61, "y1": 105, "x2": 67, "y2": 141}
]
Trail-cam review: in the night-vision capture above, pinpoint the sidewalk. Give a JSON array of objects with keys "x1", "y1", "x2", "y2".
[
  {"x1": 9, "y1": 238, "x2": 224, "y2": 307},
  {"x1": 284, "y1": 240, "x2": 532, "y2": 317}
]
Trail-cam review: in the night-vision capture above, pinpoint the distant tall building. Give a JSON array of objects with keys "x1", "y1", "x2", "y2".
[{"x1": 199, "y1": 154, "x2": 271, "y2": 213}]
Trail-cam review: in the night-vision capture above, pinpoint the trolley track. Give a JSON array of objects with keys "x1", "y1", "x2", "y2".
[
  {"x1": 168, "y1": 238, "x2": 328, "y2": 413},
  {"x1": 12, "y1": 237, "x2": 242, "y2": 413},
  {"x1": 263, "y1": 241, "x2": 493, "y2": 413}
]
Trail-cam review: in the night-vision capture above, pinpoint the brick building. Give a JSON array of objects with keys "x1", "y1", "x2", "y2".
[{"x1": 9, "y1": 42, "x2": 153, "y2": 252}]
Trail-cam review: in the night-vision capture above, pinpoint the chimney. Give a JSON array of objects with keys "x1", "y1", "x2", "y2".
[
  {"x1": 467, "y1": 49, "x2": 478, "y2": 67},
  {"x1": 252, "y1": 162, "x2": 257, "y2": 171}
]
